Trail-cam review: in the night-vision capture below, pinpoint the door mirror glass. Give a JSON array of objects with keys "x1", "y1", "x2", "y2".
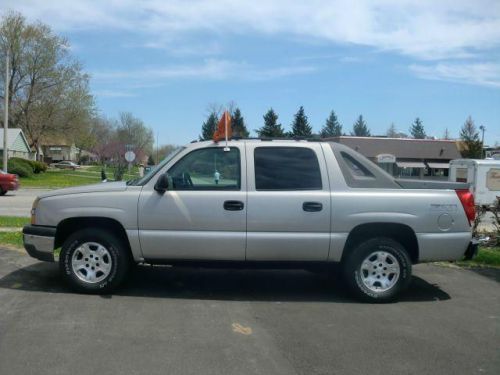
[{"x1": 154, "y1": 173, "x2": 169, "y2": 193}]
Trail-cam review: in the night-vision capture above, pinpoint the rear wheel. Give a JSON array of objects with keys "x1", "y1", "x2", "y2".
[
  {"x1": 343, "y1": 237, "x2": 412, "y2": 302},
  {"x1": 0, "y1": 187, "x2": 6, "y2": 196},
  {"x1": 59, "y1": 228, "x2": 130, "y2": 293}
]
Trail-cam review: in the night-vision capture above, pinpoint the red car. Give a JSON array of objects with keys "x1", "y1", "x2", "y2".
[{"x1": 0, "y1": 170, "x2": 19, "y2": 196}]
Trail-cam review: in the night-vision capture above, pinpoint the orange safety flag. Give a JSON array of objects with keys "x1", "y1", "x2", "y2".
[{"x1": 213, "y1": 110, "x2": 232, "y2": 142}]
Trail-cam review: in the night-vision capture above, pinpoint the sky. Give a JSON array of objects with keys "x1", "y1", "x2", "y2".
[{"x1": 1, "y1": 0, "x2": 499, "y2": 147}]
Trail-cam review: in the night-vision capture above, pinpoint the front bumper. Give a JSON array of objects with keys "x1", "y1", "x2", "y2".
[{"x1": 23, "y1": 225, "x2": 56, "y2": 262}]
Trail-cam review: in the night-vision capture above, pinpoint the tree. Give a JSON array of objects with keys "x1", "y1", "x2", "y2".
[
  {"x1": 409, "y1": 117, "x2": 426, "y2": 139},
  {"x1": 0, "y1": 12, "x2": 94, "y2": 151},
  {"x1": 257, "y1": 108, "x2": 285, "y2": 137},
  {"x1": 200, "y1": 111, "x2": 218, "y2": 140},
  {"x1": 460, "y1": 116, "x2": 482, "y2": 158},
  {"x1": 155, "y1": 144, "x2": 178, "y2": 164},
  {"x1": 386, "y1": 123, "x2": 398, "y2": 138},
  {"x1": 116, "y1": 112, "x2": 154, "y2": 155},
  {"x1": 291, "y1": 106, "x2": 312, "y2": 137},
  {"x1": 231, "y1": 108, "x2": 249, "y2": 138},
  {"x1": 320, "y1": 111, "x2": 342, "y2": 138},
  {"x1": 351, "y1": 115, "x2": 370, "y2": 136}
]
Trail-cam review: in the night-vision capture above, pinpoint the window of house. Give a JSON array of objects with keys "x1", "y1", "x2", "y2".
[
  {"x1": 167, "y1": 147, "x2": 240, "y2": 190},
  {"x1": 254, "y1": 147, "x2": 322, "y2": 190}
]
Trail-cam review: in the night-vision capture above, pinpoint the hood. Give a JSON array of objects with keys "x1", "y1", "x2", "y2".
[{"x1": 38, "y1": 181, "x2": 127, "y2": 198}]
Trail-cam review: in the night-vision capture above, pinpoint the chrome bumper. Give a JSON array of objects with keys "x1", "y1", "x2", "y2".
[{"x1": 23, "y1": 225, "x2": 56, "y2": 262}]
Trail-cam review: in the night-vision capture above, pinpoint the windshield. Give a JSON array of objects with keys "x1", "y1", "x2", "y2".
[{"x1": 127, "y1": 146, "x2": 185, "y2": 186}]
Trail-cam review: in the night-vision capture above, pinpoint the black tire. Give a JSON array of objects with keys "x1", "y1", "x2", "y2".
[
  {"x1": 59, "y1": 228, "x2": 130, "y2": 294},
  {"x1": 0, "y1": 187, "x2": 6, "y2": 196},
  {"x1": 343, "y1": 237, "x2": 412, "y2": 302}
]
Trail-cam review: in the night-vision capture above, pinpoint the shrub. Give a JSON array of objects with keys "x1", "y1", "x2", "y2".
[
  {"x1": 8, "y1": 157, "x2": 47, "y2": 174},
  {"x1": 7, "y1": 159, "x2": 33, "y2": 177}
]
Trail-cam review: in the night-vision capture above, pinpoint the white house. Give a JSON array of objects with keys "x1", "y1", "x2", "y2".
[{"x1": 0, "y1": 128, "x2": 33, "y2": 160}]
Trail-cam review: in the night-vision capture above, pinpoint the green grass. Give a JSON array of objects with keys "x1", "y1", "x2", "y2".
[
  {"x1": 456, "y1": 247, "x2": 500, "y2": 268},
  {"x1": 0, "y1": 232, "x2": 23, "y2": 248},
  {"x1": 0, "y1": 216, "x2": 30, "y2": 227},
  {"x1": 19, "y1": 167, "x2": 140, "y2": 188}
]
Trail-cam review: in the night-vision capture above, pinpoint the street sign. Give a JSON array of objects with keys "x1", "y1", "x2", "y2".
[{"x1": 125, "y1": 151, "x2": 136, "y2": 163}]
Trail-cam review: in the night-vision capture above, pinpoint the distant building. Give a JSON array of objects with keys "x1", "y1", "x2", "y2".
[
  {"x1": 42, "y1": 139, "x2": 80, "y2": 163},
  {"x1": 0, "y1": 128, "x2": 33, "y2": 160},
  {"x1": 327, "y1": 136, "x2": 462, "y2": 180}
]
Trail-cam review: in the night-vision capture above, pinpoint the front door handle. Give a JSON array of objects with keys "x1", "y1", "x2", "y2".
[
  {"x1": 224, "y1": 200, "x2": 244, "y2": 211},
  {"x1": 303, "y1": 202, "x2": 323, "y2": 212}
]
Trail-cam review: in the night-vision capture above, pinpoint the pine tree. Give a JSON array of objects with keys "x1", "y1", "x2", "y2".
[
  {"x1": 257, "y1": 108, "x2": 285, "y2": 137},
  {"x1": 351, "y1": 115, "x2": 370, "y2": 136},
  {"x1": 386, "y1": 123, "x2": 398, "y2": 138},
  {"x1": 460, "y1": 116, "x2": 482, "y2": 158},
  {"x1": 231, "y1": 108, "x2": 250, "y2": 138},
  {"x1": 291, "y1": 106, "x2": 312, "y2": 137},
  {"x1": 200, "y1": 112, "x2": 219, "y2": 140},
  {"x1": 320, "y1": 110, "x2": 342, "y2": 138},
  {"x1": 409, "y1": 117, "x2": 426, "y2": 139}
]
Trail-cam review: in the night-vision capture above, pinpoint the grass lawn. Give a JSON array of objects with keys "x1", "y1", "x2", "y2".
[
  {"x1": 0, "y1": 232, "x2": 23, "y2": 249},
  {"x1": 0, "y1": 216, "x2": 30, "y2": 227},
  {"x1": 455, "y1": 247, "x2": 500, "y2": 268},
  {"x1": 19, "y1": 167, "x2": 140, "y2": 188}
]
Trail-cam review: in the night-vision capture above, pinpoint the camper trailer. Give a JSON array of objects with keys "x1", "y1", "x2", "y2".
[{"x1": 449, "y1": 159, "x2": 500, "y2": 206}]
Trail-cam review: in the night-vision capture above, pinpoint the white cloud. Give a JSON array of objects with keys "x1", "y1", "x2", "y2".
[
  {"x1": 2, "y1": 0, "x2": 500, "y2": 87},
  {"x1": 409, "y1": 62, "x2": 500, "y2": 88},
  {"x1": 1, "y1": 0, "x2": 499, "y2": 60},
  {"x1": 92, "y1": 59, "x2": 316, "y2": 86}
]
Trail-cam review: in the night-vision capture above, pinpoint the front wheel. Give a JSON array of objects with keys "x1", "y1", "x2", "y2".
[
  {"x1": 60, "y1": 228, "x2": 130, "y2": 293},
  {"x1": 343, "y1": 237, "x2": 412, "y2": 302}
]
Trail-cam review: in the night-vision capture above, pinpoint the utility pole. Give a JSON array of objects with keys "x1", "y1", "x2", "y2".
[
  {"x1": 479, "y1": 125, "x2": 486, "y2": 159},
  {"x1": 3, "y1": 47, "x2": 9, "y2": 172}
]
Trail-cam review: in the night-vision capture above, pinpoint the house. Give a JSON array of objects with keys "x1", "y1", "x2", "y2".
[
  {"x1": 327, "y1": 136, "x2": 463, "y2": 180},
  {"x1": 41, "y1": 139, "x2": 80, "y2": 163},
  {"x1": 0, "y1": 128, "x2": 33, "y2": 160}
]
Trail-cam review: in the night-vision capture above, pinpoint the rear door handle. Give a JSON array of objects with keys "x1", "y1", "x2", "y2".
[
  {"x1": 224, "y1": 200, "x2": 244, "y2": 211},
  {"x1": 303, "y1": 202, "x2": 323, "y2": 212}
]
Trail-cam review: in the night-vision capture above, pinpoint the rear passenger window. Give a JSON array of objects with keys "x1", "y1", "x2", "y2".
[
  {"x1": 341, "y1": 152, "x2": 374, "y2": 177},
  {"x1": 254, "y1": 147, "x2": 322, "y2": 190}
]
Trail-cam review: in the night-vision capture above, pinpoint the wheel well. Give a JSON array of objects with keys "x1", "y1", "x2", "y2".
[
  {"x1": 55, "y1": 217, "x2": 132, "y2": 256},
  {"x1": 341, "y1": 223, "x2": 419, "y2": 264}
]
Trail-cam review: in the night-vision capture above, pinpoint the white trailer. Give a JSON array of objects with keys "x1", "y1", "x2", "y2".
[{"x1": 449, "y1": 159, "x2": 500, "y2": 206}]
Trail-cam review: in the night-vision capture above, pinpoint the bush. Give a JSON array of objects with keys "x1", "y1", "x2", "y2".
[
  {"x1": 8, "y1": 157, "x2": 47, "y2": 174},
  {"x1": 7, "y1": 159, "x2": 33, "y2": 177}
]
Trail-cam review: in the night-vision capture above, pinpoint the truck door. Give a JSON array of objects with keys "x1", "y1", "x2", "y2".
[
  {"x1": 245, "y1": 143, "x2": 331, "y2": 261},
  {"x1": 137, "y1": 145, "x2": 246, "y2": 261}
]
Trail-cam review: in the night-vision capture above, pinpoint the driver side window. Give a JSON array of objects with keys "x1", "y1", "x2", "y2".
[{"x1": 167, "y1": 147, "x2": 241, "y2": 190}]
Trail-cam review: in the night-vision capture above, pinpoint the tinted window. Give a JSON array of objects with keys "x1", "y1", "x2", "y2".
[
  {"x1": 341, "y1": 152, "x2": 374, "y2": 177},
  {"x1": 254, "y1": 147, "x2": 322, "y2": 190},
  {"x1": 168, "y1": 147, "x2": 240, "y2": 190}
]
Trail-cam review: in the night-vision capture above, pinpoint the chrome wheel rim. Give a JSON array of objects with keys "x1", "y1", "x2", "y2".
[
  {"x1": 71, "y1": 242, "x2": 112, "y2": 284},
  {"x1": 360, "y1": 251, "x2": 400, "y2": 292}
]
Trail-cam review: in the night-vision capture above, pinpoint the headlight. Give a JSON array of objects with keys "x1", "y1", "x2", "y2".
[{"x1": 31, "y1": 197, "x2": 40, "y2": 225}]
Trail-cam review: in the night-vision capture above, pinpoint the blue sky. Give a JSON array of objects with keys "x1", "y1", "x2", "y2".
[{"x1": 2, "y1": 0, "x2": 499, "y2": 146}]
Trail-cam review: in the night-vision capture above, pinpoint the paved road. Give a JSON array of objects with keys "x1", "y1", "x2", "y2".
[
  {"x1": 0, "y1": 248, "x2": 498, "y2": 375},
  {"x1": 0, "y1": 189, "x2": 50, "y2": 217}
]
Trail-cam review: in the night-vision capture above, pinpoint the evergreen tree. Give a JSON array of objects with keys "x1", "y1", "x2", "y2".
[
  {"x1": 386, "y1": 123, "x2": 398, "y2": 138},
  {"x1": 351, "y1": 115, "x2": 370, "y2": 136},
  {"x1": 291, "y1": 106, "x2": 312, "y2": 137},
  {"x1": 257, "y1": 108, "x2": 285, "y2": 137},
  {"x1": 320, "y1": 110, "x2": 342, "y2": 138},
  {"x1": 199, "y1": 112, "x2": 219, "y2": 141},
  {"x1": 231, "y1": 108, "x2": 250, "y2": 138},
  {"x1": 409, "y1": 117, "x2": 426, "y2": 139},
  {"x1": 460, "y1": 116, "x2": 482, "y2": 158}
]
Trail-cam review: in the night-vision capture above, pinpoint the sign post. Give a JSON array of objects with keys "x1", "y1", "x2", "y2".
[
  {"x1": 125, "y1": 150, "x2": 136, "y2": 175},
  {"x1": 3, "y1": 47, "x2": 9, "y2": 172}
]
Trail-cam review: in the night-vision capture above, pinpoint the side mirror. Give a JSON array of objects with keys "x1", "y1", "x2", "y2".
[{"x1": 154, "y1": 173, "x2": 169, "y2": 194}]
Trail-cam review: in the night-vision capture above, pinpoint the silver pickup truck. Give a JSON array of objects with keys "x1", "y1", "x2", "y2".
[{"x1": 23, "y1": 140, "x2": 477, "y2": 301}]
